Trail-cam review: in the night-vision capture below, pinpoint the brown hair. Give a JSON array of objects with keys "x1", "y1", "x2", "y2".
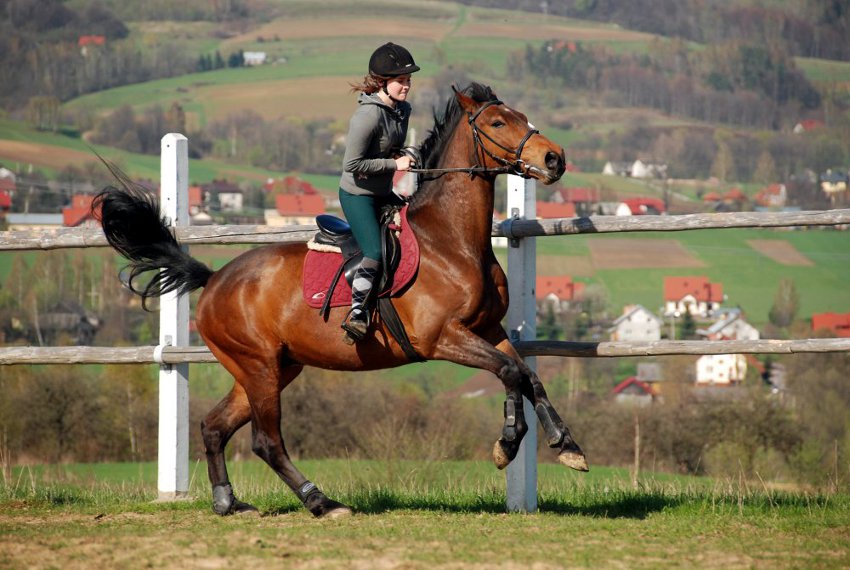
[{"x1": 349, "y1": 72, "x2": 387, "y2": 94}]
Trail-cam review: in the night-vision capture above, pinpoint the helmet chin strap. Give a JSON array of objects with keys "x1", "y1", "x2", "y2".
[{"x1": 383, "y1": 83, "x2": 403, "y2": 104}]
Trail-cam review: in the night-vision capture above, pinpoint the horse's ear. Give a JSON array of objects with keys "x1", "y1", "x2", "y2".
[{"x1": 453, "y1": 87, "x2": 478, "y2": 114}]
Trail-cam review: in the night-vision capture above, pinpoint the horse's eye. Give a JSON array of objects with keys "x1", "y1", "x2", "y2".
[{"x1": 491, "y1": 120, "x2": 505, "y2": 128}]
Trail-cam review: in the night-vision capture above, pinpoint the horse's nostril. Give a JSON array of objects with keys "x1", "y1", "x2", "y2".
[{"x1": 545, "y1": 151, "x2": 563, "y2": 171}]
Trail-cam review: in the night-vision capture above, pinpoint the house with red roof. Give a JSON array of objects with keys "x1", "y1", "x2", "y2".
[
  {"x1": 537, "y1": 275, "x2": 584, "y2": 313},
  {"x1": 811, "y1": 312, "x2": 850, "y2": 338},
  {"x1": 536, "y1": 201, "x2": 576, "y2": 219},
  {"x1": 267, "y1": 193, "x2": 326, "y2": 226},
  {"x1": 62, "y1": 194, "x2": 99, "y2": 228},
  {"x1": 754, "y1": 184, "x2": 787, "y2": 208},
  {"x1": 663, "y1": 275, "x2": 723, "y2": 317},
  {"x1": 0, "y1": 191, "x2": 11, "y2": 212},
  {"x1": 617, "y1": 197, "x2": 665, "y2": 215},
  {"x1": 550, "y1": 187, "x2": 599, "y2": 215},
  {"x1": 793, "y1": 119, "x2": 824, "y2": 134},
  {"x1": 612, "y1": 377, "x2": 655, "y2": 406}
]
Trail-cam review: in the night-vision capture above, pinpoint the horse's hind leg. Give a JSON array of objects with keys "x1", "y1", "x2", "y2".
[
  {"x1": 201, "y1": 383, "x2": 257, "y2": 515},
  {"x1": 244, "y1": 363, "x2": 352, "y2": 519}
]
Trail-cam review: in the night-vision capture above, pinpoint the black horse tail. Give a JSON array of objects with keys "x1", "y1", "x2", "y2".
[{"x1": 92, "y1": 162, "x2": 213, "y2": 310}]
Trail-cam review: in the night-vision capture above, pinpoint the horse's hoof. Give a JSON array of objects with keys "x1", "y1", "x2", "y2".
[
  {"x1": 321, "y1": 506, "x2": 353, "y2": 520},
  {"x1": 493, "y1": 440, "x2": 511, "y2": 470},
  {"x1": 232, "y1": 500, "x2": 260, "y2": 516},
  {"x1": 558, "y1": 450, "x2": 589, "y2": 472}
]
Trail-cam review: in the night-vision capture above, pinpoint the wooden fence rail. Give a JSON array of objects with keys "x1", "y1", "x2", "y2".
[
  {"x1": 2, "y1": 338, "x2": 849, "y2": 365},
  {"x1": 2, "y1": 208, "x2": 849, "y2": 250}
]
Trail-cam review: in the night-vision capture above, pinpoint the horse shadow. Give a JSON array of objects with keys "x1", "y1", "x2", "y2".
[{"x1": 261, "y1": 492, "x2": 680, "y2": 520}]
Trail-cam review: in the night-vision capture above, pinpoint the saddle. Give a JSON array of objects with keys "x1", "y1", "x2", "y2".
[{"x1": 301, "y1": 205, "x2": 422, "y2": 360}]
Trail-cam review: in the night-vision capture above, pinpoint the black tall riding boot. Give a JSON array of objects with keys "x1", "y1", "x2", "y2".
[{"x1": 342, "y1": 257, "x2": 380, "y2": 344}]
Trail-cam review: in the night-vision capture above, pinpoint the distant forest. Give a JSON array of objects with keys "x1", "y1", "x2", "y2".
[{"x1": 458, "y1": 0, "x2": 850, "y2": 61}]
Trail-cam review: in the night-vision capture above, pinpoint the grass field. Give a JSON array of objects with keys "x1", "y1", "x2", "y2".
[{"x1": 1, "y1": 459, "x2": 848, "y2": 568}]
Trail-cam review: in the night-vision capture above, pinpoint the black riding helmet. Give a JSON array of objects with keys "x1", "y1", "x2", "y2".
[{"x1": 368, "y1": 42, "x2": 420, "y2": 77}]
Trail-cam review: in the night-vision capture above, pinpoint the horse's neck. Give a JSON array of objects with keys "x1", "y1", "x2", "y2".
[{"x1": 412, "y1": 133, "x2": 496, "y2": 252}]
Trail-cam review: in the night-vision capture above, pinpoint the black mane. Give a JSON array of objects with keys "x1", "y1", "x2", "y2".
[{"x1": 416, "y1": 82, "x2": 498, "y2": 176}]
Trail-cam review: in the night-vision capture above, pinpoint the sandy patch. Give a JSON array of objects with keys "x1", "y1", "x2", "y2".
[
  {"x1": 746, "y1": 240, "x2": 814, "y2": 266},
  {"x1": 589, "y1": 239, "x2": 705, "y2": 269}
]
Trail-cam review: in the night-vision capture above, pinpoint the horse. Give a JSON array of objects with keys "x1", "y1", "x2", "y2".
[{"x1": 94, "y1": 83, "x2": 588, "y2": 519}]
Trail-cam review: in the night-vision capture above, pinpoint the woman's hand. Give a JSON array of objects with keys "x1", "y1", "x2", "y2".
[{"x1": 394, "y1": 155, "x2": 414, "y2": 171}]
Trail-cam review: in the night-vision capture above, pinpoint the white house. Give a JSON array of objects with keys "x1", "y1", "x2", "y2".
[
  {"x1": 663, "y1": 276, "x2": 724, "y2": 318},
  {"x1": 602, "y1": 161, "x2": 631, "y2": 176},
  {"x1": 243, "y1": 51, "x2": 267, "y2": 66},
  {"x1": 695, "y1": 354, "x2": 747, "y2": 385},
  {"x1": 630, "y1": 159, "x2": 668, "y2": 179},
  {"x1": 609, "y1": 304, "x2": 663, "y2": 342},
  {"x1": 697, "y1": 309, "x2": 760, "y2": 341}
]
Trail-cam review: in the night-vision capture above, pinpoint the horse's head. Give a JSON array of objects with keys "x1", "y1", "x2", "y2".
[{"x1": 454, "y1": 87, "x2": 566, "y2": 184}]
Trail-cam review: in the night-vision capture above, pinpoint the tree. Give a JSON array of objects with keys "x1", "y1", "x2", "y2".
[
  {"x1": 768, "y1": 278, "x2": 799, "y2": 328},
  {"x1": 752, "y1": 150, "x2": 777, "y2": 184},
  {"x1": 680, "y1": 310, "x2": 697, "y2": 339}
]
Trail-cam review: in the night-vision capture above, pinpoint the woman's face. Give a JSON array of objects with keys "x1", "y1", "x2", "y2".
[{"x1": 385, "y1": 74, "x2": 412, "y2": 101}]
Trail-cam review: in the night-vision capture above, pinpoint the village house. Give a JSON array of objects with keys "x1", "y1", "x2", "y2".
[
  {"x1": 616, "y1": 197, "x2": 666, "y2": 216},
  {"x1": 611, "y1": 377, "x2": 655, "y2": 406},
  {"x1": 243, "y1": 51, "x2": 267, "y2": 66},
  {"x1": 754, "y1": 184, "x2": 787, "y2": 209},
  {"x1": 602, "y1": 161, "x2": 631, "y2": 177},
  {"x1": 202, "y1": 180, "x2": 243, "y2": 212},
  {"x1": 609, "y1": 304, "x2": 663, "y2": 342},
  {"x1": 695, "y1": 353, "x2": 747, "y2": 385},
  {"x1": 819, "y1": 169, "x2": 848, "y2": 198},
  {"x1": 793, "y1": 119, "x2": 824, "y2": 134},
  {"x1": 267, "y1": 193, "x2": 326, "y2": 226},
  {"x1": 0, "y1": 167, "x2": 15, "y2": 195},
  {"x1": 697, "y1": 308, "x2": 759, "y2": 341},
  {"x1": 0, "y1": 191, "x2": 10, "y2": 213},
  {"x1": 811, "y1": 312, "x2": 850, "y2": 338},
  {"x1": 664, "y1": 275, "x2": 723, "y2": 317},
  {"x1": 62, "y1": 194, "x2": 99, "y2": 228},
  {"x1": 536, "y1": 276, "x2": 584, "y2": 314},
  {"x1": 630, "y1": 159, "x2": 668, "y2": 180},
  {"x1": 549, "y1": 187, "x2": 599, "y2": 216}
]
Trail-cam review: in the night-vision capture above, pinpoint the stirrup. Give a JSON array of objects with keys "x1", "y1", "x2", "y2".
[{"x1": 341, "y1": 309, "x2": 369, "y2": 344}]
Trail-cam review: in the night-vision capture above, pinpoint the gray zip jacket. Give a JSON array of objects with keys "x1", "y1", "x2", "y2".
[{"x1": 339, "y1": 92, "x2": 410, "y2": 196}]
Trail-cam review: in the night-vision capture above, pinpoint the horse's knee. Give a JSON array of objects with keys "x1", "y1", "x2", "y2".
[{"x1": 201, "y1": 420, "x2": 225, "y2": 454}]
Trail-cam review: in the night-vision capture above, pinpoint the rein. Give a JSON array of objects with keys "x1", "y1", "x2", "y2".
[{"x1": 409, "y1": 99, "x2": 541, "y2": 181}]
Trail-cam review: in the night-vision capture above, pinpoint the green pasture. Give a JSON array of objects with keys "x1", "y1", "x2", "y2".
[
  {"x1": 1, "y1": 459, "x2": 848, "y2": 568},
  {"x1": 535, "y1": 228, "x2": 850, "y2": 324}
]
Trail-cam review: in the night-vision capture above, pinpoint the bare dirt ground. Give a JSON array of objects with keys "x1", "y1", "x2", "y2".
[
  {"x1": 588, "y1": 239, "x2": 705, "y2": 269},
  {"x1": 0, "y1": 141, "x2": 100, "y2": 171},
  {"x1": 746, "y1": 239, "x2": 814, "y2": 266},
  {"x1": 537, "y1": 254, "x2": 596, "y2": 277}
]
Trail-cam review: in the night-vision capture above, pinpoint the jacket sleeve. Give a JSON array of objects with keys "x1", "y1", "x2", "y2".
[{"x1": 342, "y1": 106, "x2": 397, "y2": 175}]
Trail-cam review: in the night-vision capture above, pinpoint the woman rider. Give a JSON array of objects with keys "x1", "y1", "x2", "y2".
[{"x1": 338, "y1": 42, "x2": 420, "y2": 344}]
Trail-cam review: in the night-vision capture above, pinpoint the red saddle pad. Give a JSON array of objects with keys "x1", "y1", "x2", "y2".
[{"x1": 302, "y1": 206, "x2": 420, "y2": 309}]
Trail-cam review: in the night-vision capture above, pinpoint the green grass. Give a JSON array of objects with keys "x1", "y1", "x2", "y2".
[{"x1": 2, "y1": 459, "x2": 848, "y2": 568}]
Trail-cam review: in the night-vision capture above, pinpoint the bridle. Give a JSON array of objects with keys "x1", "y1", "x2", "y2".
[{"x1": 409, "y1": 99, "x2": 543, "y2": 180}]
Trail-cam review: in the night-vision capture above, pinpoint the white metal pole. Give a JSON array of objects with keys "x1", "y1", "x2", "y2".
[
  {"x1": 157, "y1": 133, "x2": 190, "y2": 500},
  {"x1": 505, "y1": 174, "x2": 538, "y2": 513}
]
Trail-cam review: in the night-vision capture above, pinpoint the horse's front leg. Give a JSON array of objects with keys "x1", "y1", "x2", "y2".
[
  {"x1": 431, "y1": 323, "x2": 530, "y2": 468},
  {"x1": 490, "y1": 336, "x2": 588, "y2": 472}
]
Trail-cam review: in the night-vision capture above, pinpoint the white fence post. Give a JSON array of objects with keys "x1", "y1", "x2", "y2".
[
  {"x1": 505, "y1": 174, "x2": 538, "y2": 513},
  {"x1": 157, "y1": 133, "x2": 190, "y2": 500}
]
